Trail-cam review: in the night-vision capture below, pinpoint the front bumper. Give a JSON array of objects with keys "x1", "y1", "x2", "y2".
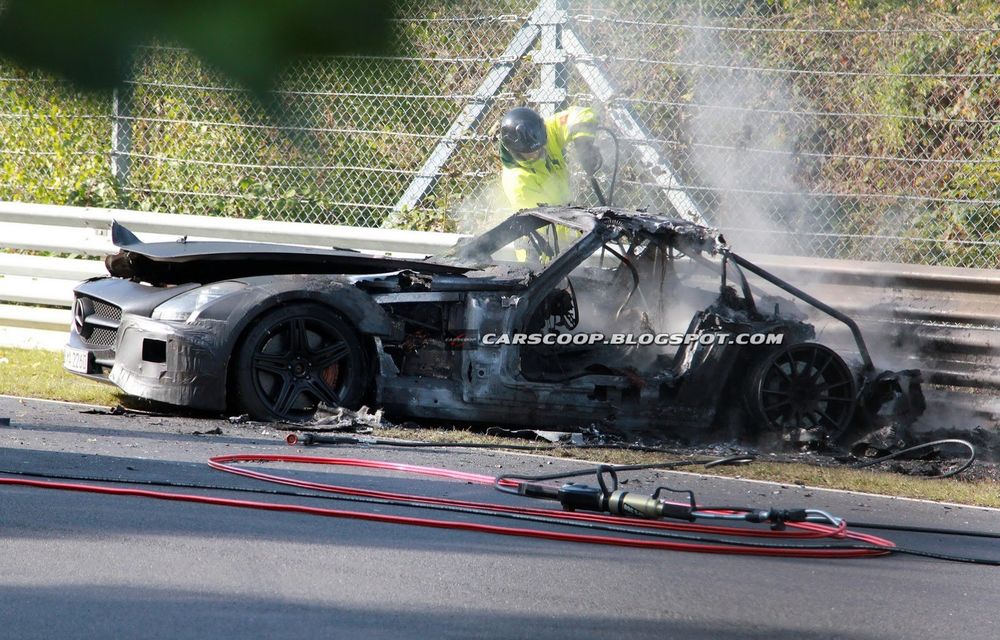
[{"x1": 104, "y1": 313, "x2": 230, "y2": 411}]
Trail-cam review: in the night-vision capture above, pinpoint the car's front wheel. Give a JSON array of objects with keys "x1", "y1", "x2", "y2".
[{"x1": 232, "y1": 303, "x2": 369, "y2": 421}]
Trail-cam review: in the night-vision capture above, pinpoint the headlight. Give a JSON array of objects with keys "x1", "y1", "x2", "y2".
[{"x1": 151, "y1": 282, "x2": 247, "y2": 323}]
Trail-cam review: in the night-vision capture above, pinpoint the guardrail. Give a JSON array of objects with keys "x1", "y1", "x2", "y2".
[
  {"x1": 0, "y1": 201, "x2": 463, "y2": 349},
  {"x1": 742, "y1": 255, "x2": 1000, "y2": 394},
  {"x1": 2, "y1": 201, "x2": 998, "y2": 401}
]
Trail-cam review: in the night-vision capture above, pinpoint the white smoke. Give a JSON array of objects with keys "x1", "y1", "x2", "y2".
[
  {"x1": 682, "y1": 22, "x2": 808, "y2": 256},
  {"x1": 452, "y1": 180, "x2": 512, "y2": 234}
]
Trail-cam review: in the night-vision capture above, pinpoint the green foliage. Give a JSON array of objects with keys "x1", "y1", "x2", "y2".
[
  {"x1": 0, "y1": 0, "x2": 998, "y2": 266},
  {"x1": 0, "y1": 66, "x2": 118, "y2": 207},
  {"x1": 392, "y1": 204, "x2": 458, "y2": 232},
  {"x1": 751, "y1": 1, "x2": 1000, "y2": 266}
]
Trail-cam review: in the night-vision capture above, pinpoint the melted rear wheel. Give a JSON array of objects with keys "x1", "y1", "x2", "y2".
[{"x1": 747, "y1": 343, "x2": 856, "y2": 446}]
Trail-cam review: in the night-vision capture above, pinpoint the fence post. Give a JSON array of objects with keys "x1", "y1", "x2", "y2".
[
  {"x1": 387, "y1": 3, "x2": 547, "y2": 227},
  {"x1": 529, "y1": 0, "x2": 568, "y2": 117},
  {"x1": 111, "y1": 83, "x2": 133, "y2": 206},
  {"x1": 561, "y1": 28, "x2": 706, "y2": 225},
  {"x1": 388, "y1": 0, "x2": 703, "y2": 228}
]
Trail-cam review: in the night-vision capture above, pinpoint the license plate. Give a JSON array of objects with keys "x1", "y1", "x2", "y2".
[{"x1": 63, "y1": 346, "x2": 90, "y2": 373}]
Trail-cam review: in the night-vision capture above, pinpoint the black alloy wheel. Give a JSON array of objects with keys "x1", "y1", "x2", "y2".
[
  {"x1": 233, "y1": 303, "x2": 368, "y2": 421},
  {"x1": 747, "y1": 342, "x2": 857, "y2": 445}
]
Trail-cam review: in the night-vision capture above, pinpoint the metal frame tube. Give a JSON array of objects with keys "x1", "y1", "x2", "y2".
[{"x1": 728, "y1": 251, "x2": 874, "y2": 370}]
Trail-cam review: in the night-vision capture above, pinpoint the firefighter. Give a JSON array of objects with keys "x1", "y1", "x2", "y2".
[{"x1": 499, "y1": 105, "x2": 601, "y2": 211}]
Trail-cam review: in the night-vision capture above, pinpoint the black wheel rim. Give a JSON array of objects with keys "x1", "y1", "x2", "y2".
[
  {"x1": 754, "y1": 343, "x2": 856, "y2": 444},
  {"x1": 249, "y1": 315, "x2": 354, "y2": 420}
]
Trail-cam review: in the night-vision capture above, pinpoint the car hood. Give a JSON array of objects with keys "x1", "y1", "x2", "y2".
[{"x1": 104, "y1": 221, "x2": 474, "y2": 285}]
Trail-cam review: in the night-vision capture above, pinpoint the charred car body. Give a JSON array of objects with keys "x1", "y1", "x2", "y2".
[{"x1": 65, "y1": 206, "x2": 924, "y2": 445}]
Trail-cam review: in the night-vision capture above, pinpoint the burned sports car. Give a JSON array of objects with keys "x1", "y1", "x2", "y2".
[{"x1": 65, "y1": 206, "x2": 924, "y2": 445}]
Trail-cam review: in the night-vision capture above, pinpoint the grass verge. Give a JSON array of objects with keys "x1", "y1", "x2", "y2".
[
  {"x1": 371, "y1": 426, "x2": 999, "y2": 509},
  {"x1": 3, "y1": 347, "x2": 997, "y2": 508},
  {"x1": 0, "y1": 346, "x2": 124, "y2": 407}
]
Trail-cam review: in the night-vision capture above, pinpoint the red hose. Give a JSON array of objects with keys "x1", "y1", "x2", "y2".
[
  {"x1": 1, "y1": 453, "x2": 896, "y2": 559},
  {"x1": 208, "y1": 454, "x2": 851, "y2": 540}
]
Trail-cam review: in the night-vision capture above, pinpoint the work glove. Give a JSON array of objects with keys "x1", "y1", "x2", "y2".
[{"x1": 574, "y1": 138, "x2": 602, "y2": 175}]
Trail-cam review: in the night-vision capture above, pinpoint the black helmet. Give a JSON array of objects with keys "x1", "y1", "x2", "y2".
[{"x1": 500, "y1": 107, "x2": 546, "y2": 158}]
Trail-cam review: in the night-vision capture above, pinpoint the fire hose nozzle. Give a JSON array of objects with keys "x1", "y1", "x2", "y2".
[
  {"x1": 556, "y1": 484, "x2": 695, "y2": 521},
  {"x1": 607, "y1": 490, "x2": 695, "y2": 521}
]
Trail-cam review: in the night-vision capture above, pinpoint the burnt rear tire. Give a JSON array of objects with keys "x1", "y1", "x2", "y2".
[
  {"x1": 232, "y1": 303, "x2": 368, "y2": 422},
  {"x1": 746, "y1": 342, "x2": 856, "y2": 446}
]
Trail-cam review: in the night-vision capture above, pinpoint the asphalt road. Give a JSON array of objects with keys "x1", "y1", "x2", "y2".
[{"x1": 2, "y1": 396, "x2": 998, "y2": 639}]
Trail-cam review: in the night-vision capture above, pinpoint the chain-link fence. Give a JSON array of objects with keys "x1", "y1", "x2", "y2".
[{"x1": 2, "y1": 0, "x2": 999, "y2": 267}]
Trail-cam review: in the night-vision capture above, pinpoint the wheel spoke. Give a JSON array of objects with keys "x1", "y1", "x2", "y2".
[
  {"x1": 764, "y1": 399, "x2": 792, "y2": 412},
  {"x1": 771, "y1": 362, "x2": 793, "y2": 383},
  {"x1": 807, "y1": 354, "x2": 833, "y2": 384},
  {"x1": 817, "y1": 379, "x2": 852, "y2": 393},
  {"x1": 312, "y1": 342, "x2": 350, "y2": 368},
  {"x1": 271, "y1": 379, "x2": 302, "y2": 417},
  {"x1": 252, "y1": 352, "x2": 289, "y2": 375},
  {"x1": 288, "y1": 319, "x2": 308, "y2": 355},
  {"x1": 304, "y1": 377, "x2": 340, "y2": 406},
  {"x1": 806, "y1": 347, "x2": 819, "y2": 381},
  {"x1": 761, "y1": 388, "x2": 791, "y2": 397},
  {"x1": 783, "y1": 352, "x2": 800, "y2": 379},
  {"x1": 814, "y1": 408, "x2": 839, "y2": 430}
]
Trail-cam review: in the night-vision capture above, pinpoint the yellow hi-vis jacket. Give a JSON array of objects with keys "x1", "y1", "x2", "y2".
[{"x1": 500, "y1": 106, "x2": 598, "y2": 210}]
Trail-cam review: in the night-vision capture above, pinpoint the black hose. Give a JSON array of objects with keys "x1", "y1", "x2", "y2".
[
  {"x1": 291, "y1": 432, "x2": 979, "y2": 481},
  {"x1": 849, "y1": 521, "x2": 1000, "y2": 540},
  {"x1": 596, "y1": 126, "x2": 620, "y2": 205},
  {"x1": 599, "y1": 241, "x2": 640, "y2": 319},
  {"x1": 851, "y1": 439, "x2": 976, "y2": 479},
  {"x1": 589, "y1": 176, "x2": 607, "y2": 206},
  {"x1": 494, "y1": 455, "x2": 753, "y2": 495}
]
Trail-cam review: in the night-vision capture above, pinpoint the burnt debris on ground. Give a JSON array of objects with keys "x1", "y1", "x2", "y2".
[{"x1": 271, "y1": 403, "x2": 997, "y2": 483}]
